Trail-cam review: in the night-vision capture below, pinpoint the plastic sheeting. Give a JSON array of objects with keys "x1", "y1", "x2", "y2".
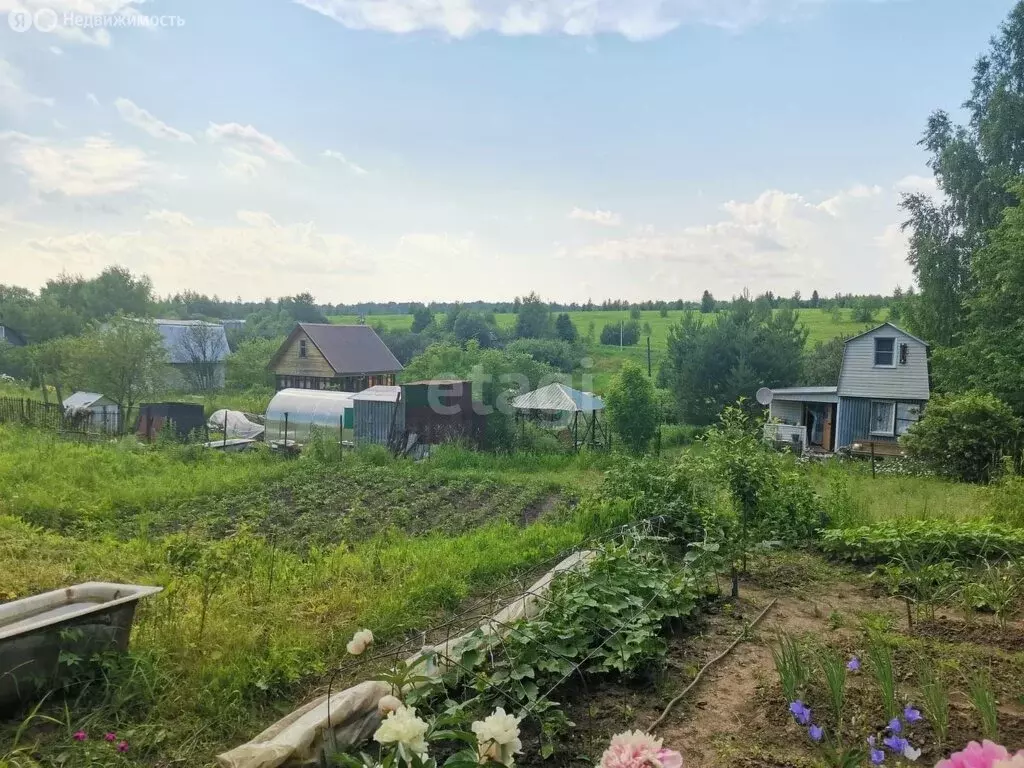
[
  {"x1": 208, "y1": 410, "x2": 266, "y2": 440},
  {"x1": 265, "y1": 389, "x2": 355, "y2": 445},
  {"x1": 217, "y1": 550, "x2": 595, "y2": 768}
]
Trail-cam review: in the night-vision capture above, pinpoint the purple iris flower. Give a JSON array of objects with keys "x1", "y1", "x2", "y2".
[
  {"x1": 809, "y1": 725, "x2": 824, "y2": 742},
  {"x1": 887, "y1": 718, "x2": 902, "y2": 734},
  {"x1": 904, "y1": 706, "x2": 922, "y2": 723},
  {"x1": 883, "y1": 735, "x2": 908, "y2": 753},
  {"x1": 847, "y1": 657, "x2": 861, "y2": 672},
  {"x1": 871, "y1": 749, "x2": 886, "y2": 765},
  {"x1": 789, "y1": 700, "x2": 812, "y2": 725}
]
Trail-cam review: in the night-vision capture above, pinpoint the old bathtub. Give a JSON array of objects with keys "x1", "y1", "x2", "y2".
[{"x1": 0, "y1": 582, "x2": 162, "y2": 710}]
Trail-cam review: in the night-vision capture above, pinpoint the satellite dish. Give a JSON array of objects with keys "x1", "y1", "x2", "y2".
[{"x1": 755, "y1": 387, "x2": 774, "y2": 406}]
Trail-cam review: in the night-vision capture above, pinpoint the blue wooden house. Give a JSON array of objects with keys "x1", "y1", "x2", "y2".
[{"x1": 764, "y1": 322, "x2": 929, "y2": 452}]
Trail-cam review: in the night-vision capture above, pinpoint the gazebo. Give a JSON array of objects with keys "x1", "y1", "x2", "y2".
[{"x1": 511, "y1": 383, "x2": 609, "y2": 451}]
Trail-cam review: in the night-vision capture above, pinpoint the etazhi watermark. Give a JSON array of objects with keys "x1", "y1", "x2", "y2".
[{"x1": 8, "y1": 7, "x2": 185, "y2": 33}]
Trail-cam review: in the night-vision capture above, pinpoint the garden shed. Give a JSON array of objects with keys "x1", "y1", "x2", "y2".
[
  {"x1": 62, "y1": 391, "x2": 121, "y2": 432},
  {"x1": 264, "y1": 388, "x2": 355, "y2": 447},
  {"x1": 352, "y1": 386, "x2": 404, "y2": 448},
  {"x1": 511, "y1": 383, "x2": 609, "y2": 451}
]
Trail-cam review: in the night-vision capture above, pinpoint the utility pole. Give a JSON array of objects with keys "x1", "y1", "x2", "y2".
[
  {"x1": 647, "y1": 336, "x2": 652, "y2": 376},
  {"x1": 619, "y1": 320, "x2": 623, "y2": 348}
]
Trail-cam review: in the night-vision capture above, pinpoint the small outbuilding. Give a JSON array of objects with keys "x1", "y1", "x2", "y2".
[
  {"x1": 264, "y1": 388, "x2": 356, "y2": 447},
  {"x1": 511, "y1": 383, "x2": 609, "y2": 451},
  {"x1": 135, "y1": 402, "x2": 207, "y2": 440},
  {"x1": 352, "y1": 386, "x2": 404, "y2": 449},
  {"x1": 62, "y1": 391, "x2": 121, "y2": 433}
]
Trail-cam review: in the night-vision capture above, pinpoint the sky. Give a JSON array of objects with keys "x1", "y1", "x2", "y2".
[{"x1": 0, "y1": 0, "x2": 1016, "y2": 304}]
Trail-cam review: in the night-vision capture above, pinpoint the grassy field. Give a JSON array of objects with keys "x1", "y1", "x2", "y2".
[
  {"x1": 332, "y1": 307, "x2": 889, "y2": 349},
  {"x1": 332, "y1": 307, "x2": 890, "y2": 392}
]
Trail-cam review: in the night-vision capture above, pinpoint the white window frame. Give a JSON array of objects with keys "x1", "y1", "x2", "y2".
[
  {"x1": 870, "y1": 400, "x2": 896, "y2": 436},
  {"x1": 874, "y1": 337, "x2": 896, "y2": 368}
]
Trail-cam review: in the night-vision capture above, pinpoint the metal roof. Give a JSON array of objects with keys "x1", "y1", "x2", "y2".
[
  {"x1": 296, "y1": 324, "x2": 403, "y2": 375},
  {"x1": 63, "y1": 391, "x2": 114, "y2": 409},
  {"x1": 153, "y1": 320, "x2": 230, "y2": 364},
  {"x1": 511, "y1": 383, "x2": 605, "y2": 413},
  {"x1": 844, "y1": 322, "x2": 929, "y2": 348},
  {"x1": 352, "y1": 385, "x2": 402, "y2": 403},
  {"x1": 771, "y1": 386, "x2": 838, "y2": 396}
]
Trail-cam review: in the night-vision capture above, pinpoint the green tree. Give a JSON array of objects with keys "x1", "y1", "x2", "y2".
[
  {"x1": 852, "y1": 300, "x2": 876, "y2": 324},
  {"x1": 73, "y1": 317, "x2": 167, "y2": 420},
  {"x1": 453, "y1": 311, "x2": 497, "y2": 347},
  {"x1": 226, "y1": 337, "x2": 280, "y2": 390},
  {"x1": 901, "y1": 392, "x2": 1022, "y2": 482},
  {"x1": 605, "y1": 362, "x2": 659, "y2": 453},
  {"x1": 410, "y1": 304, "x2": 434, "y2": 334},
  {"x1": 700, "y1": 290, "x2": 715, "y2": 314},
  {"x1": 629, "y1": 306, "x2": 642, "y2": 320},
  {"x1": 514, "y1": 293, "x2": 552, "y2": 339},
  {"x1": 660, "y1": 298, "x2": 807, "y2": 425},
  {"x1": 801, "y1": 336, "x2": 847, "y2": 387},
  {"x1": 936, "y1": 184, "x2": 1024, "y2": 412},
  {"x1": 554, "y1": 313, "x2": 578, "y2": 343},
  {"x1": 810, "y1": 290, "x2": 820, "y2": 308}
]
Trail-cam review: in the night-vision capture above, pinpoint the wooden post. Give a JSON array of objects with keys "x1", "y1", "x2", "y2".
[
  {"x1": 647, "y1": 336, "x2": 652, "y2": 377},
  {"x1": 284, "y1": 412, "x2": 289, "y2": 449},
  {"x1": 223, "y1": 410, "x2": 229, "y2": 448},
  {"x1": 871, "y1": 441, "x2": 876, "y2": 478}
]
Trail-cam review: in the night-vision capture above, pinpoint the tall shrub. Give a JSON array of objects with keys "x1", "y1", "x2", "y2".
[
  {"x1": 605, "y1": 362, "x2": 659, "y2": 454},
  {"x1": 901, "y1": 392, "x2": 1022, "y2": 482}
]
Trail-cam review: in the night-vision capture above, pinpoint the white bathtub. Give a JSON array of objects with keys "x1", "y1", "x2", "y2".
[{"x1": 0, "y1": 582, "x2": 162, "y2": 710}]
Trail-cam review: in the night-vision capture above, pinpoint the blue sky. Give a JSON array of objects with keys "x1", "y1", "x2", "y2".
[{"x1": 0, "y1": 0, "x2": 1015, "y2": 303}]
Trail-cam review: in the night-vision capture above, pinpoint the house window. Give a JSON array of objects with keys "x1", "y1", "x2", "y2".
[
  {"x1": 870, "y1": 401, "x2": 896, "y2": 436},
  {"x1": 874, "y1": 337, "x2": 895, "y2": 367},
  {"x1": 299, "y1": 340, "x2": 308, "y2": 358},
  {"x1": 896, "y1": 403, "x2": 921, "y2": 436}
]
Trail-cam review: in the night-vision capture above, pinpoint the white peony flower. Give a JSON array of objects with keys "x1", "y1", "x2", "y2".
[
  {"x1": 374, "y1": 705, "x2": 429, "y2": 761},
  {"x1": 472, "y1": 708, "x2": 522, "y2": 767},
  {"x1": 347, "y1": 628, "x2": 374, "y2": 656},
  {"x1": 377, "y1": 694, "x2": 403, "y2": 716}
]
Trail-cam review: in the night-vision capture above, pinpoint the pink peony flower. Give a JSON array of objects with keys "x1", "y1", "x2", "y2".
[
  {"x1": 73, "y1": 731, "x2": 87, "y2": 741},
  {"x1": 600, "y1": 731, "x2": 683, "y2": 768},
  {"x1": 936, "y1": 742, "x2": 1024, "y2": 768}
]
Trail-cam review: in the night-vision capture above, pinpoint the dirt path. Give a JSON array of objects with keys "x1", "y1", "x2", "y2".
[{"x1": 653, "y1": 568, "x2": 909, "y2": 768}]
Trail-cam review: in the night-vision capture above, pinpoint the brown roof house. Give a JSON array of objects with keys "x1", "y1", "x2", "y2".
[{"x1": 268, "y1": 323, "x2": 403, "y2": 392}]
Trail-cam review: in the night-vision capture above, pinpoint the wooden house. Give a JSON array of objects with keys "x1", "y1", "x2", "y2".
[
  {"x1": 268, "y1": 324, "x2": 403, "y2": 392},
  {"x1": 764, "y1": 322, "x2": 929, "y2": 452}
]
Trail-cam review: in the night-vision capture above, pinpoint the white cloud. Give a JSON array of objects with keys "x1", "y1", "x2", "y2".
[
  {"x1": 236, "y1": 210, "x2": 279, "y2": 228},
  {"x1": 145, "y1": 209, "x2": 193, "y2": 227},
  {"x1": 322, "y1": 149, "x2": 368, "y2": 175},
  {"x1": 86, "y1": 92, "x2": 100, "y2": 106},
  {"x1": 0, "y1": 132, "x2": 152, "y2": 197},
  {"x1": 0, "y1": 59, "x2": 54, "y2": 110},
  {"x1": 218, "y1": 147, "x2": 267, "y2": 179},
  {"x1": 569, "y1": 206, "x2": 622, "y2": 226},
  {"x1": 115, "y1": 98, "x2": 194, "y2": 143},
  {"x1": 293, "y1": 0, "x2": 857, "y2": 40},
  {"x1": 564, "y1": 184, "x2": 913, "y2": 296},
  {"x1": 206, "y1": 122, "x2": 297, "y2": 162},
  {"x1": 49, "y1": 46, "x2": 63, "y2": 55}
]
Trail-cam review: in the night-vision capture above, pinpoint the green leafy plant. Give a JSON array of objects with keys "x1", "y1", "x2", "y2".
[
  {"x1": 919, "y1": 660, "x2": 950, "y2": 750},
  {"x1": 771, "y1": 634, "x2": 809, "y2": 704},
  {"x1": 821, "y1": 520, "x2": 1024, "y2": 565},
  {"x1": 866, "y1": 632, "x2": 898, "y2": 720},
  {"x1": 967, "y1": 669, "x2": 999, "y2": 741},
  {"x1": 818, "y1": 647, "x2": 848, "y2": 734}
]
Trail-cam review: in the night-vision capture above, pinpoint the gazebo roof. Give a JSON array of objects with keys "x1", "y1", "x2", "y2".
[{"x1": 511, "y1": 383, "x2": 605, "y2": 413}]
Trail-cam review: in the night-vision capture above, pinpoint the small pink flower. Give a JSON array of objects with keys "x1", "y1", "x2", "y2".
[
  {"x1": 105, "y1": 732, "x2": 117, "y2": 742},
  {"x1": 73, "y1": 730, "x2": 87, "y2": 741},
  {"x1": 937, "y1": 742, "x2": 1024, "y2": 768},
  {"x1": 117, "y1": 740, "x2": 129, "y2": 753}
]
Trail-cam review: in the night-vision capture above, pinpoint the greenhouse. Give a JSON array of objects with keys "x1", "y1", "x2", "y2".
[{"x1": 264, "y1": 388, "x2": 356, "y2": 446}]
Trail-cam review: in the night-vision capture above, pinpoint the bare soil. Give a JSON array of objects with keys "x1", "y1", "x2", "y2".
[{"x1": 528, "y1": 553, "x2": 1024, "y2": 768}]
